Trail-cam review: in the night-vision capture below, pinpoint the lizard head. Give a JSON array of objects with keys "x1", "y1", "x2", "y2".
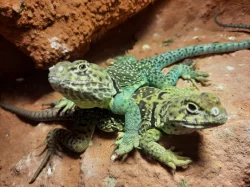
[
  {"x1": 159, "y1": 92, "x2": 228, "y2": 134},
  {"x1": 48, "y1": 60, "x2": 117, "y2": 108}
]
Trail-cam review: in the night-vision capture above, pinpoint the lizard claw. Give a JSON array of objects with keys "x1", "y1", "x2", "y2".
[
  {"x1": 42, "y1": 98, "x2": 76, "y2": 113},
  {"x1": 195, "y1": 76, "x2": 211, "y2": 86},
  {"x1": 112, "y1": 133, "x2": 140, "y2": 159},
  {"x1": 160, "y1": 148, "x2": 192, "y2": 170},
  {"x1": 116, "y1": 132, "x2": 125, "y2": 140},
  {"x1": 42, "y1": 101, "x2": 59, "y2": 109},
  {"x1": 47, "y1": 98, "x2": 75, "y2": 113},
  {"x1": 29, "y1": 129, "x2": 61, "y2": 184},
  {"x1": 111, "y1": 153, "x2": 119, "y2": 161},
  {"x1": 180, "y1": 61, "x2": 210, "y2": 89}
]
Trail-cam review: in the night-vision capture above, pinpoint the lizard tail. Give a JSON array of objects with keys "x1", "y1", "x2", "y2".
[
  {"x1": 151, "y1": 39, "x2": 250, "y2": 69},
  {"x1": 29, "y1": 151, "x2": 53, "y2": 184},
  {"x1": 214, "y1": 12, "x2": 250, "y2": 30},
  {"x1": 0, "y1": 102, "x2": 68, "y2": 121}
]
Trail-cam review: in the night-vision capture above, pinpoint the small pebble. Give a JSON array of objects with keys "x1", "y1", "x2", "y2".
[
  {"x1": 226, "y1": 66, "x2": 235, "y2": 71},
  {"x1": 47, "y1": 167, "x2": 52, "y2": 175},
  {"x1": 142, "y1": 44, "x2": 151, "y2": 50},
  {"x1": 153, "y1": 33, "x2": 159, "y2": 38},
  {"x1": 228, "y1": 36, "x2": 236, "y2": 41},
  {"x1": 216, "y1": 84, "x2": 226, "y2": 90}
]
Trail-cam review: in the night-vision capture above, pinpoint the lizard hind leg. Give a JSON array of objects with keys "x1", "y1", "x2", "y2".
[
  {"x1": 29, "y1": 125, "x2": 95, "y2": 184},
  {"x1": 29, "y1": 128, "x2": 61, "y2": 184}
]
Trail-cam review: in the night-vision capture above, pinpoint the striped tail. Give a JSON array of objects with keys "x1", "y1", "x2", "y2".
[{"x1": 0, "y1": 102, "x2": 72, "y2": 122}]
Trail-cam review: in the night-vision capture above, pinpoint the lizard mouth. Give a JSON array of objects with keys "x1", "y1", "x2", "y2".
[
  {"x1": 48, "y1": 75, "x2": 63, "y2": 82},
  {"x1": 182, "y1": 122, "x2": 224, "y2": 129},
  {"x1": 175, "y1": 116, "x2": 228, "y2": 129},
  {"x1": 48, "y1": 76, "x2": 59, "y2": 82},
  {"x1": 48, "y1": 76, "x2": 92, "y2": 85}
]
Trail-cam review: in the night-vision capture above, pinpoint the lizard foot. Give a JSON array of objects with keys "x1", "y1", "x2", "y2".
[
  {"x1": 43, "y1": 98, "x2": 75, "y2": 113},
  {"x1": 181, "y1": 61, "x2": 210, "y2": 89},
  {"x1": 111, "y1": 133, "x2": 140, "y2": 160},
  {"x1": 160, "y1": 147, "x2": 192, "y2": 171},
  {"x1": 29, "y1": 129, "x2": 61, "y2": 184}
]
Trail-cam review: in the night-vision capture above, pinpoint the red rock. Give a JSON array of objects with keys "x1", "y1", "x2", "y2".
[{"x1": 0, "y1": 0, "x2": 155, "y2": 69}]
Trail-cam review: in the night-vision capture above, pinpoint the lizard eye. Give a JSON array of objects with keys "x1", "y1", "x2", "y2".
[
  {"x1": 78, "y1": 64, "x2": 87, "y2": 70},
  {"x1": 186, "y1": 102, "x2": 199, "y2": 114}
]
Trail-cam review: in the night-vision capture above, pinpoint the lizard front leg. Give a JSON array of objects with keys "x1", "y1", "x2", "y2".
[
  {"x1": 110, "y1": 93, "x2": 141, "y2": 157},
  {"x1": 139, "y1": 128, "x2": 192, "y2": 170},
  {"x1": 29, "y1": 124, "x2": 95, "y2": 183}
]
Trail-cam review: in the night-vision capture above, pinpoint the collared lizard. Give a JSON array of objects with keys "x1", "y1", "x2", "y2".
[
  {"x1": 0, "y1": 84, "x2": 227, "y2": 183},
  {"x1": 48, "y1": 39, "x2": 250, "y2": 158}
]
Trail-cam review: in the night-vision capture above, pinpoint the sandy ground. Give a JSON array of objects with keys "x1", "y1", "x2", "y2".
[{"x1": 0, "y1": 0, "x2": 250, "y2": 186}]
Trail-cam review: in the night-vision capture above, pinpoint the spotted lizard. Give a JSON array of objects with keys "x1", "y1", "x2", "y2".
[{"x1": 48, "y1": 39, "x2": 250, "y2": 158}]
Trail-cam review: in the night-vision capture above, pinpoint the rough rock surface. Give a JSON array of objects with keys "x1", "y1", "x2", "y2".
[
  {"x1": 0, "y1": 0, "x2": 250, "y2": 186},
  {"x1": 0, "y1": 0, "x2": 154, "y2": 68}
]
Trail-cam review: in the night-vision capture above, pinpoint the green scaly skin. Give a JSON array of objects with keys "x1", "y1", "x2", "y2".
[
  {"x1": 1, "y1": 63, "x2": 227, "y2": 183},
  {"x1": 48, "y1": 39, "x2": 250, "y2": 157},
  {"x1": 214, "y1": 13, "x2": 250, "y2": 30}
]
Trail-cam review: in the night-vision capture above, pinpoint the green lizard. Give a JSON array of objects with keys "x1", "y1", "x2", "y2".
[
  {"x1": 0, "y1": 83, "x2": 228, "y2": 183},
  {"x1": 214, "y1": 12, "x2": 250, "y2": 30},
  {"x1": 48, "y1": 39, "x2": 250, "y2": 157}
]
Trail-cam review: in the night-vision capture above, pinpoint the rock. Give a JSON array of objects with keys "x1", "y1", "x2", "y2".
[{"x1": 0, "y1": 0, "x2": 154, "y2": 69}]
